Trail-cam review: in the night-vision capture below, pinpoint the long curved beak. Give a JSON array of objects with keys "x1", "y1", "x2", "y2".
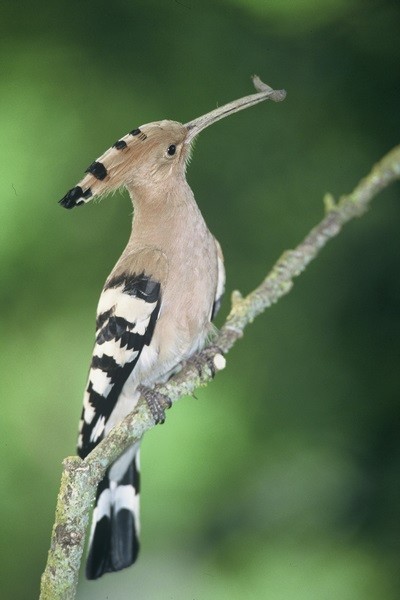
[{"x1": 185, "y1": 76, "x2": 286, "y2": 143}]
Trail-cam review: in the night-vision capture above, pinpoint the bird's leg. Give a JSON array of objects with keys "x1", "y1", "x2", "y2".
[
  {"x1": 191, "y1": 345, "x2": 226, "y2": 379},
  {"x1": 138, "y1": 385, "x2": 172, "y2": 425}
]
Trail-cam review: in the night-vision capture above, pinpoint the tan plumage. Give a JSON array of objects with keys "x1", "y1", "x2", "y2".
[{"x1": 78, "y1": 120, "x2": 223, "y2": 430}]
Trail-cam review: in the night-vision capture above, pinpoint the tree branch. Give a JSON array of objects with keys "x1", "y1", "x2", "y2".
[{"x1": 39, "y1": 144, "x2": 400, "y2": 599}]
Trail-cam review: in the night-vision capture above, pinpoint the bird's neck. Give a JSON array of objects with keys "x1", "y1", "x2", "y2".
[{"x1": 126, "y1": 176, "x2": 209, "y2": 252}]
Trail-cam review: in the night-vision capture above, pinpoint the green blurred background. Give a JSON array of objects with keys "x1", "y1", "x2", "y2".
[{"x1": 1, "y1": 1, "x2": 399, "y2": 598}]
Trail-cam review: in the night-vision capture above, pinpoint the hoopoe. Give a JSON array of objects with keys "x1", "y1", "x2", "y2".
[{"x1": 59, "y1": 77, "x2": 285, "y2": 579}]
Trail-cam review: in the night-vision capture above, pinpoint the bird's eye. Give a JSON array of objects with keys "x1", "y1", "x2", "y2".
[{"x1": 167, "y1": 144, "x2": 176, "y2": 156}]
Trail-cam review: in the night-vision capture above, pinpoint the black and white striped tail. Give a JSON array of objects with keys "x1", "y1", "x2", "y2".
[{"x1": 86, "y1": 446, "x2": 140, "y2": 580}]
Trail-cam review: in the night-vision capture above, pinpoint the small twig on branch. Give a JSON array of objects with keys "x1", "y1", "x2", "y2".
[{"x1": 39, "y1": 145, "x2": 400, "y2": 600}]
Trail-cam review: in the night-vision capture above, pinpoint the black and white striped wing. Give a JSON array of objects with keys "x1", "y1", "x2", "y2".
[{"x1": 78, "y1": 272, "x2": 161, "y2": 459}]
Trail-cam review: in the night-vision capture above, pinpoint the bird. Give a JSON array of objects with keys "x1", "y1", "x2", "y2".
[{"x1": 59, "y1": 77, "x2": 284, "y2": 580}]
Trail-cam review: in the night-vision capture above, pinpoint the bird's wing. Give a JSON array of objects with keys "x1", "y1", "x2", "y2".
[
  {"x1": 211, "y1": 238, "x2": 225, "y2": 321},
  {"x1": 78, "y1": 270, "x2": 161, "y2": 458}
]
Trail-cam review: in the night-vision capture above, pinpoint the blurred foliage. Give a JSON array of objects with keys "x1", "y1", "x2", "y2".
[{"x1": 1, "y1": 0, "x2": 399, "y2": 598}]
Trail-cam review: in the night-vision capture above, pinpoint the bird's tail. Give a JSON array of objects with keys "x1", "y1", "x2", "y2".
[{"x1": 85, "y1": 444, "x2": 141, "y2": 580}]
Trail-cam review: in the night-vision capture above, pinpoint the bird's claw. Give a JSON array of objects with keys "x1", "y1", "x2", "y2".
[
  {"x1": 138, "y1": 385, "x2": 172, "y2": 424},
  {"x1": 192, "y1": 344, "x2": 226, "y2": 379}
]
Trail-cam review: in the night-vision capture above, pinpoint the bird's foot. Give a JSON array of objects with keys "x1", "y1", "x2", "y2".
[
  {"x1": 138, "y1": 385, "x2": 172, "y2": 425},
  {"x1": 192, "y1": 345, "x2": 226, "y2": 379}
]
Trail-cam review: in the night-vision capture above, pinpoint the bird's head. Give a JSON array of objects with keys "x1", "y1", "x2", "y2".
[{"x1": 59, "y1": 77, "x2": 286, "y2": 208}]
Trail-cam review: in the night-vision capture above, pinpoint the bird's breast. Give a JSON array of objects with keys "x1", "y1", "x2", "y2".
[{"x1": 153, "y1": 226, "x2": 218, "y2": 369}]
